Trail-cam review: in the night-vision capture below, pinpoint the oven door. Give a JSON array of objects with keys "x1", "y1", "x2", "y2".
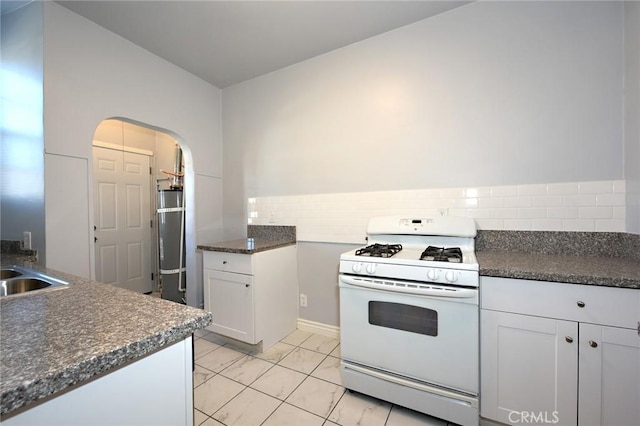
[{"x1": 339, "y1": 274, "x2": 479, "y2": 395}]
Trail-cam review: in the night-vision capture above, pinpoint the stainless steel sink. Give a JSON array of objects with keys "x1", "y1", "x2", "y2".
[
  {"x1": 0, "y1": 266, "x2": 68, "y2": 297},
  {"x1": 0, "y1": 268, "x2": 22, "y2": 279}
]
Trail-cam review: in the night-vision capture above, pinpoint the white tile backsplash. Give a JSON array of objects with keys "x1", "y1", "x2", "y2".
[
  {"x1": 563, "y1": 194, "x2": 597, "y2": 207},
  {"x1": 578, "y1": 181, "x2": 613, "y2": 194},
  {"x1": 248, "y1": 180, "x2": 627, "y2": 243},
  {"x1": 596, "y1": 193, "x2": 626, "y2": 206},
  {"x1": 546, "y1": 182, "x2": 579, "y2": 195}
]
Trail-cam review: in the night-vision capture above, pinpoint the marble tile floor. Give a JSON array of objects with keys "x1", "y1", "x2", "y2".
[{"x1": 192, "y1": 328, "x2": 461, "y2": 426}]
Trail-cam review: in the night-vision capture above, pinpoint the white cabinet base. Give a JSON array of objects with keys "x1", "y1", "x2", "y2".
[
  {"x1": 2, "y1": 337, "x2": 194, "y2": 426},
  {"x1": 203, "y1": 245, "x2": 298, "y2": 352},
  {"x1": 481, "y1": 277, "x2": 640, "y2": 426},
  {"x1": 481, "y1": 310, "x2": 578, "y2": 426},
  {"x1": 578, "y1": 324, "x2": 640, "y2": 426}
]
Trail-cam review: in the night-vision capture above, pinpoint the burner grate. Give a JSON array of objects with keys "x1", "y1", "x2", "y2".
[
  {"x1": 420, "y1": 246, "x2": 463, "y2": 263},
  {"x1": 355, "y1": 243, "x2": 403, "y2": 258}
]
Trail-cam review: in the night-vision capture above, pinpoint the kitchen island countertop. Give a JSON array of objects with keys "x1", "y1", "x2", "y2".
[{"x1": 0, "y1": 260, "x2": 211, "y2": 416}]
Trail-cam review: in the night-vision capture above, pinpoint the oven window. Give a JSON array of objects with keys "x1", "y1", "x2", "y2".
[{"x1": 368, "y1": 301, "x2": 438, "y2": 336}]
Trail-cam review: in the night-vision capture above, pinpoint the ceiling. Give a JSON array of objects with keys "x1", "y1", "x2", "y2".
[{"x1": 53, "y1": 1, "x2": 471, "y2": 88}]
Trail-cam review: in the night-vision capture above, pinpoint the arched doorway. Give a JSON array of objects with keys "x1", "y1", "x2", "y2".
[{"x1": 91, "y1": 118, "x2": 188, "y2": 304}]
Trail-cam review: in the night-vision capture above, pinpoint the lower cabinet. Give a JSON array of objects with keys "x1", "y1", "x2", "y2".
[
  {"x1": 205, "y1": 269, "x2": 254, "y2": 343},
  {"x1": 578, "y1": 323, "x2": 640, "y2": 426},
  {"x1": 203, "y1": 245, "x2": 298, "y2": 351},
  {"x1": 480, "y1": 277, "x2": 640, "y2": 426},
  {"x1": 481, "y1": 310, "x2": 578, "y2": 425}
]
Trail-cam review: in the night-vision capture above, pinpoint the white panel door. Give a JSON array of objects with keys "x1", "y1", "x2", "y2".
[
  {"x1": 481, "y1": 310, "x2": 578, "y2": 426},
  {"x1": 204, "y1": 269, "x2": 255, "y2": 343},
  {"x1": 579, "y1": 323, "x2": 640, "y2": 426},
  {"x1": 93, "y1": 147, "x2": 152, "y2": 293}
]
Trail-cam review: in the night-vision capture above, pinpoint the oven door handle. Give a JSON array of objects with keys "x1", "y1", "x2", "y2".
[
  {"x1": 343, "y1": 362, "x2": 478, "y2": 407},
  {"x1": 339, "y1": 275, "x2": 478, "y2": 298}
]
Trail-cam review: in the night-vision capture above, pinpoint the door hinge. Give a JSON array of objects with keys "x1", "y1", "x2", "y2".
[
  {"x1": 150, "y1": 219, "x2": 153, "y2": 228},
  {"x1": 149, "y1": 166, "x2": 152, "y2": 175},
  {"x1": 151, "y1": 272, "x2": 154, "y2": 281}
]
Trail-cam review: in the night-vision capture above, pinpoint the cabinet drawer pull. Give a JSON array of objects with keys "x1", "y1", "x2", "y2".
[
  {"x1": 589, "y1": 340, "x2": 598, "y2": 348},
  {"x1": 576, "y1": 301, "x2": 585, "y2": 308},
  {"x1": 222, "y1": 261, "x2": 227, "y2": 264},
  {"x1": 245, "y1": 284, "x2": 250, "y2": 288},
  {"x1": 565, "y1": 336, "x2": 574, "y2": 343}
]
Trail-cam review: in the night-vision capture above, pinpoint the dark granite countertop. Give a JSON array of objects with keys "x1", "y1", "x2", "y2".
[
  {"x1": 198, "y1": 225, "x2": 297, "y2": 254},
  {"x1": 477, "y1": 251, "x2": 640, "y2": 289},
  {"x1": 197, "y1": 237, "x2": 296, "y2": 254},
  {"x1": 476, "y1": 231, "x2": 640, "y2": 289},
  {"x1": 0, "y1": 260, "x2": 212, "y2": 416}
]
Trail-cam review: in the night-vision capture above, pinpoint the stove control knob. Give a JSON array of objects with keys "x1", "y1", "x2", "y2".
[
  {"x1": 426, "y1": 269, "x2": 440, "y2": 281},
  {"x1": 445, "y1": 271, "x2": 458, "y2": 283},
  {"x1": 366, "y1": 263, "x2": 377, "y2": 274},
  {"x1": 352, "y1": 263, "x2": 362, "y2": 273}
]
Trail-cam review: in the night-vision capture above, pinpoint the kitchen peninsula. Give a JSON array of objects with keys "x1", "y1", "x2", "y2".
[{"x1": 0, "y1": 259, "x2": 211, "y2": 425}]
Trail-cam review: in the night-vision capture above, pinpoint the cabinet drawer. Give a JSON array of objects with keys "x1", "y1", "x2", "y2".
[
  {"x1": 203, "y1": 251, "x2": 252, "y2": 275},
  {"x1": 480, "y1": 277, "x2": 639, "y2": 329}
]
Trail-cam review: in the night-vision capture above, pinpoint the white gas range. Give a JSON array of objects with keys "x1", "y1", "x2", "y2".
[{"x1": 339, "y1": 215, "x2": 479, "y2": 426}]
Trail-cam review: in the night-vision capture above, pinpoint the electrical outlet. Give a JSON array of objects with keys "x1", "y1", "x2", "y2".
[
  {"x1": 22, "y1": 231, "x2": 32, "y2": 250},
  {"x1": 299, "y1": 293, "x2": 308, "y2": 308}
]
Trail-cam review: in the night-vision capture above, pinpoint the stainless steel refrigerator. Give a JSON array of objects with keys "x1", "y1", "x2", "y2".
[{"x1": 157, "y1": 189, "x2": 185, "y2": 304}]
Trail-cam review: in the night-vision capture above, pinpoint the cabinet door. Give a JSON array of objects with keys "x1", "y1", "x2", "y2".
[
  {"x1": 481, "y1": 310, "x2": 578, "y2": 426},
  {"x1": 204, "y1": 269, "x2": 255, "y2": 344},
  {"x1": 579, "y1": 324, "x2": 640, "y2": 426}
]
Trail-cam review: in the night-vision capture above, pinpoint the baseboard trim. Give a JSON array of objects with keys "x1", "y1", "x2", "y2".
[{"x1": 297, "y1": 318, "x2": 340, "y2": 339}]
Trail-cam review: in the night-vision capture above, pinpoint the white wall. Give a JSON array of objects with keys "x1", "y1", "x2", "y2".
[
  {"x1": 222, "y1": 1, "x2": 628, "y2": 326},
  {"x1": 1, "y1": 1, "x2": 46, "y2": 260},
  {"x1": 625, "y1": 1, "x2": 640, "y2": 234},
  {"x1": 43, "y1": 2, "x2": 223, "y2": 308},
  {"x1": 223, "y1": 1, "x2": 625, "y2": 240}
]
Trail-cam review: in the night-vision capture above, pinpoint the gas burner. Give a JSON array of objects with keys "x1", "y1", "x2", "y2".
[
  {"x1": 420, "y1": 246, "x2": 463, "y2": 263},
  {"x1": 355, "y1": 243, "x2": 403, "y2": 258}
]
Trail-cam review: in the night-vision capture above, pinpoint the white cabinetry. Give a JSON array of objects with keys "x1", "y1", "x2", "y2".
[
  {"x1": 203, "y1": 245, "x2": 297, "y2": 351},
  {"x1": 481, "y1": 277, "x2": 640, "y2": 426},
  {"x1": 481, "y1": 310, "x2": 578, "y2": 425},
  {"x1": 578, "y1": 323, "x2": 640, "y2": 426}
]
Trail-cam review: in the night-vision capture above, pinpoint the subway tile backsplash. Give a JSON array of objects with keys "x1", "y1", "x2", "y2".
[{"x1": 248, "y1": 180, "x2": 627, "y2": 244}]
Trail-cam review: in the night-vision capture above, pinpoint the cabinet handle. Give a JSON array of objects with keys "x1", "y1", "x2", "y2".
[
  {"x1": 576, "y1": 301, "x2": 585, "y2": 308},
  {"x1": 245, "y1": 284, "x2": 250, "y2": 288},
  {"x1": 565, "y1": 336, "x2": 574, "y2": 343},
  {"x1": 222, "y1": 261, "x2": 227, "y2": 264},
  {"x1": 589, "y1": 340, "x2": 598, "y2": 348}
]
